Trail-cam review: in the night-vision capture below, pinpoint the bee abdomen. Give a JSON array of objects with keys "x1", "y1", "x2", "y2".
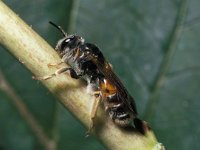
[
  {"x1": 113, "y1": 115, "x2": 133, "y2": 127},
  {"x1": 111, "y1": 109, "x2": 133, "y2": 127},
  {"x1": 104, "y1": 100, "x2": 134, "y2": 127}
]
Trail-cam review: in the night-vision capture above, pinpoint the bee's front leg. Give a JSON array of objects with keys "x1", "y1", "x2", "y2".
[{"x1": 33, "y1": 67, "x2": 80, "y2": 80}]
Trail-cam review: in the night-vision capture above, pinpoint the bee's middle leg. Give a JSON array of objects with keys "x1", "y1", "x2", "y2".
[
  {"x1": 47, "y1": 61, "x2": 64, "y2": 67},
  {"x1": 33, "y1": 67, "x2": 80, "y2": 80}
]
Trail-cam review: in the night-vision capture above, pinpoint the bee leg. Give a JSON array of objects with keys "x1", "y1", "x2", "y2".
[
  {"x1": 86, "y1": 92, "x2": 101, "y2": 137},
  {"x1": 33, "y1": 67, "x2": 80, "y2": 80},
  {"x1": 47, "y1": 62, "x2": 64, "y2": 67},
  {"x1": 48, "y1": 57, "x2": 69, "y2": 67}
]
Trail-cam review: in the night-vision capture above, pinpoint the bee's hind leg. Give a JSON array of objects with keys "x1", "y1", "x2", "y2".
[{"x1": 86, "y1": 91, "x2": 101, "y2": 137}]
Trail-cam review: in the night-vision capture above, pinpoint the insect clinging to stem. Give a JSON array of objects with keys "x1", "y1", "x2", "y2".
[{"x1": 35, "y1": 21, "x2": 149, "y2": 134}]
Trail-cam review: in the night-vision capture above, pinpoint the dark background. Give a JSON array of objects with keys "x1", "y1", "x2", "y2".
[{"x1": 0, "y1": 0, "x2": 200, "y2": 150}]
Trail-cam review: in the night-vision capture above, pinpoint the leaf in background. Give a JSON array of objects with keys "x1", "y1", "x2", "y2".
[{"x1": 0, "y1": 0, "x2": 200, "y2": 150}]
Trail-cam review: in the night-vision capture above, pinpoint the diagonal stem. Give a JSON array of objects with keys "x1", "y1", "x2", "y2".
[{"x1": 144, "y1": 0, "x2": 189, "y2": 120}]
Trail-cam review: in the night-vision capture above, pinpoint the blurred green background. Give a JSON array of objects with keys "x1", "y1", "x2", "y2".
[{"x1": 0, "y1": 0, "x2": 200, "y2": 150}]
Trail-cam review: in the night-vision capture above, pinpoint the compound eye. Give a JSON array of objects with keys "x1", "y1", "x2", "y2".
[
  {"x1": 65, "y1": 35, "x2": 74, "y2": 43},
  {"x1": 64, "y1": 37, "x2": 74, "y2": 44},
  {"x1": 60, "y1": 37, "x2": 75, "y2": 50},
  {"x1": 65, "y1": 38, "x2": 71, "y2": 43}
]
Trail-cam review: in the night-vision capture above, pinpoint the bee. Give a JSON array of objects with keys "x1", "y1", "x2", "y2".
[{"x1": 37, "y1": 21, "x2": 147, "y2": 134}]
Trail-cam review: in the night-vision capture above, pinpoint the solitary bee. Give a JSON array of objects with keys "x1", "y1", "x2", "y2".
[{"x1": 37, "y1": 22, "x2": 148, "y2": 134}]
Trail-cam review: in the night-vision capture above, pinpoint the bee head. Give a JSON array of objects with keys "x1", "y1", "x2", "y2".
[
  {"x1": 55, "y1": 35, "x2": 84, "y2": 56},
  {"x1": 49, "y1": 21, "x2": 84, "y2": 56}
]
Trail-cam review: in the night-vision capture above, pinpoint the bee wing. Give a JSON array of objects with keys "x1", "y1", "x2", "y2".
[
  {"x1": 83, "y1": 43, "x2": 137, "y2": 114},
  {"x1": 94, "y1": 60, "x2": 137, "y2": 114}
]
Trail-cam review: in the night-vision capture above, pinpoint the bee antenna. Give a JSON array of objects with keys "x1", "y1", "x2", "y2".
[{"x1": 49, "y1": 21, "x2": 67, "y2": 37}]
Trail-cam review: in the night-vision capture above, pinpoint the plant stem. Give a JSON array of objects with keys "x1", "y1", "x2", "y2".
[{"x1": 0, "y1": 1, "x2": 163, "y2": 150}]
